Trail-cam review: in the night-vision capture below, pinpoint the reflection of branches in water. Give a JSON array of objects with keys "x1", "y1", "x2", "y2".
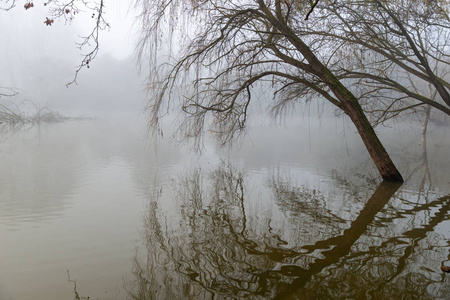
[
  {"x1": 275, "y1": 181, "x2": 402, "y2": 298},
  {"x1": 67, "y1": 270, "x2": 91, "y2": 300},
  {"x1": 269, "y1": 172, "x2": 351, "y2": 243},
  {"x1": 126, "y1": 163, "x2": 450, "y2": 299},
  {"x1": 0, "y1": 86, "x2": 18, "y2": 97},
  {"x1": 127, "y1": 195, "x2": 180, "y2": 300},
  {"x1": 401, "y1": 130, "x2": 432, "y2": 197},
  {"x1": 127, "y1": 164, "x2": 299, "y2": 299},
  {"x1": 280, "y1": 194, "x2": 450, "y2": 299},
  {"x1": 170, "y1": 165, "x2": 296, "y2": 298}
]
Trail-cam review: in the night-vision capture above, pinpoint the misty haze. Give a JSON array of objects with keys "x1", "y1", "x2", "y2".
[{"x1": 1, "y1": 1, "x2": 450, "y2": 300}]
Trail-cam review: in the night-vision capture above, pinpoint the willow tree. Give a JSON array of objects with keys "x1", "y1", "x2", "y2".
[
  {"x1": 136, "y1": 0, "x2": 404, "y2": 182},
  {"x1": 314, "y1": 0, "x2": 450, "y2": 125}
]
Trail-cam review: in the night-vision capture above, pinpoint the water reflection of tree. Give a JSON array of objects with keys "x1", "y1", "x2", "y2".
[
  {"x1": 126, "y1": 163, "x2": 450, "y2": 299},
  {"x1": 127, "y1": 165, "x2": 298, "y2": 299},
  {"x1": 400, "y1": 123, "x2": 432, "y2": 196},
  {"x1": 272, "y1": 176, "x2": 450, "y2": 299}
]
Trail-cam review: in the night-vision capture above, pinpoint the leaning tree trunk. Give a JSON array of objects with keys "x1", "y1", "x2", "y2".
[
  {"x1": 314, "y1": 66, "x2": 404, "y2": 182},
  {"x1": 312, "y1": 64, "x2": 404, "y2": 182},
  {"x1": 341, "y1": 99, "x2": 404, "y2": 182},
  {"x1": 263, "y1": 16, "x2": 403, "y2": 182}
]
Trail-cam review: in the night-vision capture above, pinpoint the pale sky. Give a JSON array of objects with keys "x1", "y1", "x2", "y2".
[
  {"x1": 0, "y1": 0, "x2": 136, "y2": 82},
  {"x1": 0, "y1": 1, "x2": 143, "y2": 116},
  {"x1": 92, "y1": 0, "x2": 136, "y2": 60}
]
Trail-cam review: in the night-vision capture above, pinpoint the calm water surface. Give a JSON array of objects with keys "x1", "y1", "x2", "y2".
[{"x1": 0, "y1": 117, "x2": 449, "y2": 299}]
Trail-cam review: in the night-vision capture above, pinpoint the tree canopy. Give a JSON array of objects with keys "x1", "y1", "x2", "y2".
[
  {"x1": 3, "y1": 0, "x2": 450, "y2": 181},
  {"x1": 317, "y1": 0, "x2": 450, "y2": 124}
]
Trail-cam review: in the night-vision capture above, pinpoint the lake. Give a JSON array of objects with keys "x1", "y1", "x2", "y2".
[{"x1": 0, "y1": 116, "x2": 449, "y2": 299}]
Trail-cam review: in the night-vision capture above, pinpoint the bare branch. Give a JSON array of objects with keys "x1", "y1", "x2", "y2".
[{"x1": 305, "y1": 0, "x2": 320, "y2": 20}]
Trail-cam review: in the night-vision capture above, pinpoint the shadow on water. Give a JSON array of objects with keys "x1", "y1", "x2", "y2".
[{"x1": 124, "y1": 162, "x2": 450, "y2": 300}]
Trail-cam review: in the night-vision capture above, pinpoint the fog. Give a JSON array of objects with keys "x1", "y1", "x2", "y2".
[
  {"x1": 0, "y1": 3, "x2": 362, "y2": 125},
  {"x1": 1, "y1": 3, "x2": 450, "y2": 300},
  {"x1": 1, "y1": 1, "x2": 448, "y2": 185},
  {"x1": 0, "y1": 1, "x2": 142, "y2": 117}
]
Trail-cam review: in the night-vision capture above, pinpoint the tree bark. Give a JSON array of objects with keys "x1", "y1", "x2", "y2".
[{"x1": 342, "y1": 99, "x2": 404, "y2": 182}]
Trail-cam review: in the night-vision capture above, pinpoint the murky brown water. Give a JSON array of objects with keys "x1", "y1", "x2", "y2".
[{"x1": 0, "y1": 117, "x2": 449, "y2": 299}]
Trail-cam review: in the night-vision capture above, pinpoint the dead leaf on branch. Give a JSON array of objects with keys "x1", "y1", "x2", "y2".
[
  {"x1": 44, "y1": 18, "x2": 54, "y2": 26},
  {"x1": 24, "y1": 2, "x2": 34, "y2": 10}
]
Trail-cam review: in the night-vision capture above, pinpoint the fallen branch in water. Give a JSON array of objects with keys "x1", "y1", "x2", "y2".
[{"x1": 0, "y1": 99, "x2": 70, "y2": 126}]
